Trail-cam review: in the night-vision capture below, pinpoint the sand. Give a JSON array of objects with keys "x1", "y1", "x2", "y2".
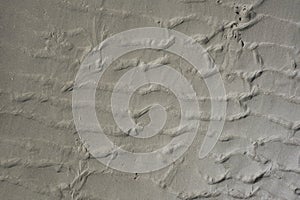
[{"x1": 0, "y1": 0, "x2": 300, "y2": 199}]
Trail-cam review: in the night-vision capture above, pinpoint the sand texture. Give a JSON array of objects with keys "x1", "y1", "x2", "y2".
[{"x1": 0, "y1": 0, "x2": 300, "y2": 199}]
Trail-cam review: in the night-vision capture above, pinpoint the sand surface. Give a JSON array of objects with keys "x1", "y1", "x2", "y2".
[{"x1": 0, "y1": 0, "x2": 300, "y2": 199}]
